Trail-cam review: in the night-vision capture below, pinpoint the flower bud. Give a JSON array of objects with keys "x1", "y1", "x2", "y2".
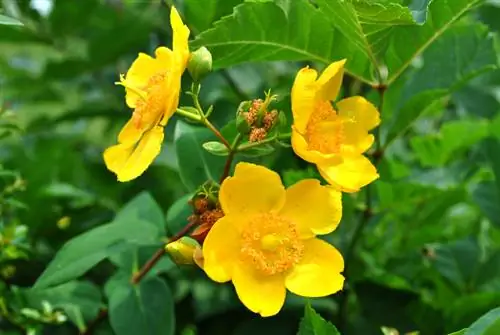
[
  {"x1": 187, "y1": 47, "x2": 212, "y2": 82},
  {"x1": 165, "y1": 237, "x2": 200, "y2": 265}
]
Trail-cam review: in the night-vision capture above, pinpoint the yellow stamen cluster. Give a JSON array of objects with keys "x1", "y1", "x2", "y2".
[
  {"x1": 306, "y1": 101, "x2": 344, "y2": 154},
  {"x1": 128, "y1": 72, "x2": 169, "y2": 129},
  {"x1": 240, "y1": 213, "x2": 304, "y2": 276}
]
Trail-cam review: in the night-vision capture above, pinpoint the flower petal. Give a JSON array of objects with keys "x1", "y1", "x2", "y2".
[
  {"x1": 337, "y1": 96, "x2": 380, "y2": 131},
  {"x1": 285, "y1": 238, "x2": 344, "y2": 297},
  {"x1": 291, "y1": 67, "x2": 318, "y2": 133},
  {"x1": 318, "y1": 155, "x2": 379, "y2": 193},
  {"x1": 170, "y1": 6, "x2": 190, "y2": 68},
  {"x1": 340, "y1": 121, "x2": 375, "y2": 155},
  {"x1": 280, "y1": 179, "x2": 342, "y2": 238},
  {"x1": 316, "y1": 59, "x2": 346, "y2": 102},
  {"x1": 122, "y1": 53, "x2": 163, "y2": 108},
  {"x1": 155, "y1": 46, "x2": 174, "y2": 69},
  {"x1": 117, "y1": 117, "x2": 145, "y2": 145},
  {"x1": 202, "y1": 215, "x2": 242, "y2": 283},
  {"x1": 219, "y1": 163, "x2": 286, "y2": 216},
  {"x1": 103, "y1": 142, "x2": 134, "y2": 175},
  {"x1": 291, "y1": 127, "x2": 342, "y2": 165},
  {"x1": 232, "y1": 262, "x2": 286, "y2": 317},
  {"x1": 104, "y1": 126, "x2": 164, "y2": 182}
]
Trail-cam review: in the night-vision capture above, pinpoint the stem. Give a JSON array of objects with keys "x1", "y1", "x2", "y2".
[
  {"x1": 175, "y1": 108, "x2": 202, "y2": 122},
  {"x1": 203, "y1": 118, "x2": 231, "y2": 150},
  {"x1": 188, "y1": 83, "x2": 232, "y2": 150},
  {"x1": 130, "y1": 219, "x2": 199, "y2": 284},
  {"x1": 219, "y1": 133, "x2": 243, "y2": 184},
  {"x1": 237, "y1": 135, "x2": 277, "y2": 151}
]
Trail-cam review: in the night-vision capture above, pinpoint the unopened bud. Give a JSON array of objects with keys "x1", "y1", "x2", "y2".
[
  {"x1": 165, "y1": 237, "x2": 200, "y2": 265},
  {"x1": 187, "y1": 47, "x2": 212, "y2": 82}
]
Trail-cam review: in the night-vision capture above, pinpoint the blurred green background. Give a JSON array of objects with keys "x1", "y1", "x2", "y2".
[{"x1": 1, "y1": 0, "x2": 500, "y2": 334}]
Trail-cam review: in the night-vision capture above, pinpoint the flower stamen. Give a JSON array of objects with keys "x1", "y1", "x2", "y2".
[{"x1": 240, "y1": 213, "x2": 304, "y2": 276}]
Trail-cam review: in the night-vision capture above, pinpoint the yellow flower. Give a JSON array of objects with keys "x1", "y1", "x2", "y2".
[
  {"x1": 291, "y1": 60, "x2": 380, "y2": 192},
  {"x1": 103, "y1": 6, "x2": 190, "y2": 182},
  {"x1": 202, "y1": 162, "x2": 344, "y2": 317}
]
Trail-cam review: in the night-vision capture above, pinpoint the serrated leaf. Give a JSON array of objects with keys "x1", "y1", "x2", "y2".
[
  {"x1": 183, "y1": 0, "x2": 243, "y2": 33},
  {"x1": 297, "y1": 302, "x2": 340, "y2": 335},
  {"x1": 33, "y1": 218, "x2": 159, "y2": 289},
  {"x1": 315, "y1": 0, "x2": 419, "y2": 81},
  {"x1": 191, "y1": 0, "x2": 375, "y2": 84},
  {"x1": 0, "y1": 14, "x2": 23, "y2": 26},
  {"x1": 384, "y1": 0, "x2": 483, "y2": 84},
  {"x1": 108, "y1": 277, "x2": 175, "y2": 335}
]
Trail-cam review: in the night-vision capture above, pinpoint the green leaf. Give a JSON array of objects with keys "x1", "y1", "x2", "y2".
[
  {"x1": 481, "y1": 138, "x2": 500, "y2": 196},
  {"x1": 411, "y1": 119, "x2": 490, "y2": 167},
  {"x1": 202, "y1": 141, "x2": 230, "y2": 156},
  {"x1": 33, "y1": 218, "x2": 159, "y2": 289},
  {"x1": 315, "y1": 0, "x2": 419, "y2": 82},
  {"x1": 384, "y1": 0, "x2": 484, "y2": 84},
  {"x1": 183, "y1": 0, "x2": 242, "y2": 33},
  {"x1": 238, "y1": 143, "x2": 276, "y2": 157},
  {"x1": 466, "y1": 307, "x2": 500, "y2": 335},
  {"x1": 26, "y1": 281, "x2": 102, "y2": 332},
  {"x1": 432, "y1": 239, "x2": 481, "y2": 292},
  {"x1": 174, "y1": 121, "x2": 225, "y2": 191},
  {"x1": 108, "y1": 277, "x2": 175, "y2": 335},
  {"x1": 193, "y1": 0, "x2": 480, "y2": 85},
  {"x1": 166, "y1": 193, "x2": 194, "y2": 236},
  {"x1": 0, "y1": 14, "x2": 23, "y2": 26},
  {"x1": 297, "y1": 302, "x2": 340, "y2": 335},
  {"x1": 109, "y1": 245, "x2": 174, "y2": 278},
  {"x1": 384, "y1": 22, "x2": 498, "y2": 146},
  {"x1": 191, "y1": 0, "x2": 375, "y2": 84},
  {"x1": 115, "y1": 191, "x2": 165, "y2": 236},
  {"x1": 471, "y1": 181, "x2": 500, "y2": 228}
]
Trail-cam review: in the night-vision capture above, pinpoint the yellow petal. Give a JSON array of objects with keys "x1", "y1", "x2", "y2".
[
  {"x1": 340, "y1": 121, "x2": 375, "y2": 155},
  {"x1": 170, "y1": 6, "x2": 190, "y2": 68},
  {"x1": 285, "y1": 238, "x2": 344, "y2": 297},
  {"x1": 160, "y1": 84, "x2": 180, "y2": 126},
  {"x1": 155, "y1": 46, "x2": 174, "y2": 69},
  {"x1": 202, "y1": 215, "x2": 242, "y2": 283},
  {"x1": 104, "y1": 126, "x2": 164, "y2": 182},
  {"x1": 219, "y1": 163, "x2": 286, "y2": 216},
  {"x1": 103, "y1": 142, "x2": 134, "y2": 175},
  {"x1": 280, "y1": 179, "x2": 342, "y2": 238},
  {"x1": 291, "y1": 127, "x2": 342, "y2": 165},
  {"x1": 232, "y1": 262, "x2": 286, "y2": 317},
  {"x1": 291, "y1": 67, "x2": 318, "y2": 133},
  {"x1": 316, "y1": 59, "x2": 346, "y2": 102},
  {"x1": 337, "y1": 96, "x2": 380, "y2": 131},
  {"x1": 122, "y1": 53, "x2": 163, "y2": 108},
  {"x1": 318, "y1": 155, "x2": 379, "y2": 193},
  {"x1": 117, "y1": 117, "x2": 145, "y2": 145}
]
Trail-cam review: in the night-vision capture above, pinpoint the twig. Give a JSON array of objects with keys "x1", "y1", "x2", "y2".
[
  {"x1": 219, "y1": 134, "x2": 243, "y2": 184},
  {"x1": 130, "y1": 220, "x2": 199, "y2": 284},
  {"x1": 203, "y1": 118, "x2": 231, "y2": 150}
]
